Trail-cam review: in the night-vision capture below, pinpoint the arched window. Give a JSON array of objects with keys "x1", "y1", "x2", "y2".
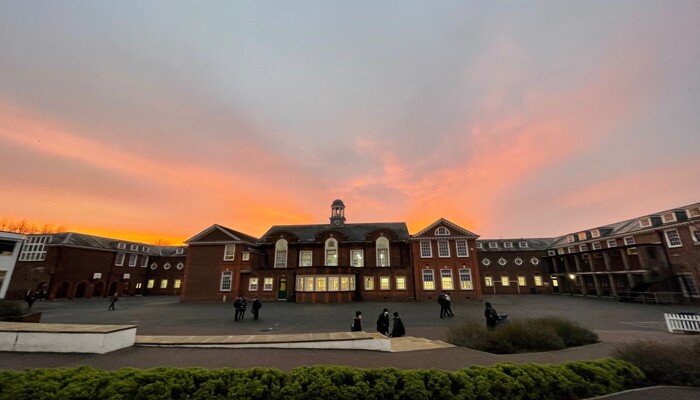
[
  {"x1": 435, "y1": 227, "x2": 450, "y2": 235},
  {"x1": 376, "y1": 237, "x2": 390, "y2": 267},
  {"x1": 325, "y1": 238, "x2": 338, "y2": 266},
  {"x1": 275, "y1": 239, "x2": 288, "y2": 268}
]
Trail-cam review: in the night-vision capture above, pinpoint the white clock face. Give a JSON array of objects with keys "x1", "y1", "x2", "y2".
[{"x1": 333, "y1": 220, "x2": 341, "y2": 226}]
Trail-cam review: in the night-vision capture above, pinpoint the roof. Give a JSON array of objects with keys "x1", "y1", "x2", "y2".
[
  {"x1": 411, "y1": 218, "x2": 479, "y2": 239},
  {"x1": 260, "y1": 222, "x2": 410, "y2": 242},
  {"x1": 186, "y1": 224, "x2": 259, "y2": 244},
  {"x1": 477, "y1": 238, "x2": 554, "y2": 251},
  {"x1": 26, "y1": 232, "x2": 183, "y2": 255}
]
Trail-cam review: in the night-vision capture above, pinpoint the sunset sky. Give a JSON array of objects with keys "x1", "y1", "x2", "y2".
[{"x1": 1, "y1": 1, "x2": 699, "y2": 244}]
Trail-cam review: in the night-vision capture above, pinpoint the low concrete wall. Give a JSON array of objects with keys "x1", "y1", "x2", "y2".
[{"x1": 0, "y1": 322, "x2": 137, "y2": 354}]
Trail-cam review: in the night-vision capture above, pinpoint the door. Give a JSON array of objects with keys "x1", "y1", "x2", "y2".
[{"x1": 278, "y1": 277, "x2": 287, "y2": 300}]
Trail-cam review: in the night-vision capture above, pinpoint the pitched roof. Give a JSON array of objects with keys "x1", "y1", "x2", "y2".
[
  {"x1": 27, "y1": 232, "x2": 181, "y2": 255},
  {"x1": 411, "y1": 218, "x2": 479, "y2": 239},
  {"x1": 260, "y1": 222, "x2": 410, "y2": 242},
  {"x1": 477, "y1": 238, "x2": 554, "y2": 251},
  {"x1": 186, "y1": 224, "x2": 258, "y2": 244}
]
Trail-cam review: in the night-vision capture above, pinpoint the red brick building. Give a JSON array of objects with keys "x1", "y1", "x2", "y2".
[{"x1": 476, "y1": 238, "x2": 553, "y2": 295}]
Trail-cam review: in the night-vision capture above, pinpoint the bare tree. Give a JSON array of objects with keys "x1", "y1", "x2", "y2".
[
  {"x1": 151, "y1": 239, "x2": 173, "y2": 246},
  {"x1": 1, "y1": 218, "x2": 67, "y2": 234}
]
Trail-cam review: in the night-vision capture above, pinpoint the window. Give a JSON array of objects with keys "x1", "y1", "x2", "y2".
[
  {"x1": 315, "y1": 277, "x2": 327, "y2": 291},
  {"x1": 501, "y1": 275, "x2": 510, "y2": 286},
  {"x1": 420, "y1": 241, "x2": 432, "y2": 258},
  {"x1": 438, "y1": 240, "x2": 450, "y2": 257},
  {"x1": 135, "y1": 282, "x2": 142, "y2": 289},
  {"x1": 639, "y1": 217, "x2": 652, "y2": 228},
  {"x1": 687, "y1": 207, "x2": 700, "y2": 218},
  {"x1": 476, "y1": 242, "x2": 483, "y2": 249},
  {"x1": 678, "y1": 273, "x2": 699, "y2": 298},
  {"x1": 557, "y1": 248, "x2": 565, "y2": 255},
  {"x1": 422, "y1": 269, "x2": 435, "y2": 290},
  {"x1": 690, "y1": 226, "x2": 700, "y2": 244},
  {"x1": 340, "y1": 277, "x2": 350, "y2": 291},
  {"x1": 304, "y1": 277, "x2": 314, "y2": 291},
  {"x1": 325, "y1": 239, "x2": 338, "y2": 266},
  {"x1": 519, "y1": 241, "x2": 528, "y2": 248},
  {"x1": 164, "y1": 263, "x2": 171, "y2": 270},
  {"x1": 435, "y1": 227, "x2": 450, "y2": 235},
  {"x1": 150, "y1": 262, "x2": 157, "y2": 270},
  {"x1": 160, "y1": 279, "x2": 168, "y2": 289},
  {"x1": 591, "y1": 229, "x2": 600, "y2": 238},
  {"x1": 376, "y1": 237, "x2": 390, "y2": 267},
  {"x1": 664, "y1": 229, "x2": 682, "y2": 248},
  {"x1": 489, "y1": 242, "x2": 497, "y2": 249},
  {"x1": 275, "y1": 239, "x2": 288, "y2": 268},
  {"x1": 364, "y1": 277, "x2": 374, "y2": 290},
  {"x1": 128, "y1": 254, "x2": 137, "y2": 267},
  {"x1": 498, "y1": 257, "x2": 507, "y2": 266},
  {"x1": 504, "y1": 242, "x2": 513, "y2": 249},
  {"x1": 578, "y1": 232, "x2": 587, "y2": 240},
  {"x1": 661, "y1": 212, "x2": 677, "y2": 223},
  {"x1": 518, "y1": 276, "x2": 526, "y2": 286},
  {"x1": 567, "y1": 235, "x2": 575, "y2": 243},
  {"x1": 249, "y1": 278, "x2": 259, "y2": 291},
  {"x1": 456, "y1": 240, "x2": 469, "y2": 257},
  {"x1": 298, "y1": 250, "x2": 312, "y2": 267},
  {"x1": 396, "y1": 276, "x2": 406, "y2": 290},
  {"x1": 592, "y1": 242, "x2": 602, "y2": 250},
  {"x1": 224, "y1": 244, "x2": 235, "y2": 261},
  {"x1": 177, "y1": 262, "x2": 184, "y2": 270},
  {"x1": 514, "y1": 257, "x2": 523, "y2": 266},
  {"x1": 220, "y1": 271, "x2": 232, "y2": 291},
  {"x1": 351, "y1": 250, "x2": 364, "y2": 267},
  {"x1": 624, "y1": 236, "x2": 636, "y2": 245},
  {"x1": 568, "y1": 246, "x2": 575, "y2": 253},
  {"x1": 548, "y1": 250, "x2": 556, "y2": 256},
  {"x1": 115, "y1": 253, "x2": 125, "y2": 266},
  {"x1": 140, "y1": 256, "x2": 148, "y2": 268},
  {"x1": 19, "y1": 236, "x2": 49, "y2": 261},
  {"x1": 328, "y1": 277, "x2": 339, "y2": 291},
  {"x1": 118, "y1": 243, "x2": 126, "y2": 250},
  {"x1": 530, "y1": 257, "x2": 539, "y2": 265},
  {"x1": 459, "y1": 268, "x2": 473, "y2": 290},
  {"x1": 380, "y1": 276, "x2": 390, "y2": 290},
  {"x1": 147, "y1": 279, "x2": 155, "y2": 289},
  {"x1": 482, "y1": 258, "x2": 491, "y2": 266},
  {"x1": 627, "y1": 247, "x2": 638, "y2": 255},
  {"x1": 607, "y1": 239, "x2": 617, "y2": 248},
  {"x1": 175, "y1": 248, "x2": 184, "y2": 254},
  {"x1": 579, "y1": 244, "x2": 588, "y2": 252},
  {"x1": 441, "y1": 269, "x2": 454, "y2": 290},
  {"x1": 534, "y1": 275, "x2": 543, "y2": 286},
  {"x1": 242, "y1": 252, "x2": 250, "y2": 261},
  {"x1": 174, "y1": 279, "x2": 182, "y2": 289},
  {"x1": 551, "y1": 277, "x2": 558, "y2": 287},
  {"x1": 485, "y1": 276, "x2": 493, "y2": 287},
  {"x1": 263, "y1": 278, "x2": 273, "y2": 291}
]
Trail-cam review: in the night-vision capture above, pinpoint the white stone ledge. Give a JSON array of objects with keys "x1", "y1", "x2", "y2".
[{"x1": 0, "y1": 322, "x2": 137, "y2": 354}]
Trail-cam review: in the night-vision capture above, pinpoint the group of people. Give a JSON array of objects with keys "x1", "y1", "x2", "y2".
[
  {"x1": 350, "y1": 308, "x2": 405, "y2": 338},
  {"x1": 233, "y1": 296, "x2": 262, "y2": 321},
  {"x1": 437, "y1": 292, "x2": 454, "y2": 318}
]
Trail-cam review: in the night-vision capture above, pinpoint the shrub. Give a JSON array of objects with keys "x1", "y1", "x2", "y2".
[
  {"x1": 0, "y1": 300, "x2": 24, "y2": 318},
  {"x1": 612, "y1": 339, "x2": 700, "y2": 387},
  {"x1": 447, "y1": 317, "x2": 598, "y2": 354}
]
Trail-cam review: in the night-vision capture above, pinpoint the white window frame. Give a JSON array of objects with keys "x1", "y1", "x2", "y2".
[
  {"x1": 380, "y1": 276, "x2": 390, "y2": 290},
  {"x1": 548, "y1": 250, "x2": 556, "y2": 256},
  {"x1": 590, "y1": 229, "x2": 600, "y2": 238},
  {"x1": 150, "y1": 262, "x2": 157, "y2": 270},
  {"x1": 503, "y1": 242, "x2": 513, "y2": 249},
  {"x1": 678, "y1": 272, "x2": 699, "y2": 298},
  {"x1": 140, "y1": 256, "x2": 149, "y2": 268},
  {"x1": 325, "y1": 238, "x2": 338, "y2": 266},
  {"x1": 482, "y1": 258, "x2": 491, "y2": 266},
  {"x1": 420, "y1": 241, "x2": 432, "y2": 258},
  {"x1": 518, "y1": 241, "x2": 528, "y2": 248},
  {"x1": 568, "y1": 246, "x2": 575, "y2": 253},
  {"x1": 224, "y1": 244, "x2": 235, "y2": 261},
  {"x1": 579, "y1": 244, "x2": 588, "y2": 252},
  {"x1": 686, "y1": 207, "x2": 700, "y2": 218},
  {"x1": 437, "y1": 240, "x2": 450, "y2": 258},
  {"x1": 128, "y1": 254, "x2": 137, "y2": 267},
  {"x1": 275, "y1": 239, "x2": 288, "y2": 268},
  {"x1": 117, "y1": 243, "x2": 126, "y2": 250},
  {"x1": 624, "y1": 236, "x2": 636, "y2": 245},
  {"x1": 488, "y1": 242, "x2": 497, "y2": 249},
  {"x1": 661, "y1": 212, "x2": 677, "y2": 223},
  {"x1": 476, "y1": 242, "x2": 483, "y2": 249},
  {"x1": 456, "y1": 240, "x2": 469, "y2": 257},
  {"x1": 164, "y1": 263, "x2": 171, "y2": 270},
  {"x1": 396, "y1": 276, "x2": 406, "y2": 290},
  {"x1": 639, "y1": 217, "x2": 652, "y2": 228},
  {"x1": 459, "y1": 268, "x2": 473, "y2": 290},
  {"x1": 130, "y1": 244, "x2": 139, "y2": 251},
  {"x1": 422, "y1": 269, "x2": 435, "y2": 290},
  {"x1": 514, "y1": 257, "x2": 523, "y2": 266},
  {"x1": 19, "y1": 235, "x2": 49, "y2": 261},
  {"x1": 567, "y1": 235, "x2": 575, "y2": 243},
  {"x1": 364, "y1": 276, "x2": 374, "y2": 290},
  {"x1": 115, "y1": 253, "x2": 125, "y2": 266},
  {"x1": 578, "y1": 232, "x2": 587, "y2": 241},
  {"x1": 249, "y1": 277, "x2": 258, "y2": 291},
  {"x1": 440, "y1": 269, "x2": 454, "y2": 290},
  {"x1": 530, "y1": 257, "x2": 539, "y2": 265},
  {"x1": 376, "y1": 237, "x2": 390, "y2": 267},
  {"x1": 299, "y1": 250, "x2": 312, "y2": 267},
  {"x1": 607, "y1": 239, "x2": 617, "y2": 248},
  {"x1": 485, "y1": 276, "x2": 493, "y2": 287},
  {"x1": 175, "y1": 248, "x2": 184, "y2": 254},
  {"x1": 263, "y1": 277, "x2": 274, "y2": 291},
  {"x1": 176, "y1": 262, "x2": 184, "y2": 270},
  {"x1": 220, "y1": 271, "x2": 232, "y2": 291},
  {"x1": 664, "y1": 229, "x2": 682, "y2": 248},
  {"x1": 350, "y1": 250, "x2": 364, "y2": 267},
  {"x1": 557, "y1": 248, "x2": 565, "y2": 255},
  {"x1": 435, "y1": 227, "x2": 450, "y2": 235},
  {"x1": 498, "y1": 257, "x2": 507, "y2": 266},
  {"x1": 690, "y1": 226, "x2": 700, "y2": 244},
  {"x1": 592, "y1": 242, "x2": 602, "y2": 250},
  {"x1": 242, "y1": 252, "x2": 250, "y2": 261}
]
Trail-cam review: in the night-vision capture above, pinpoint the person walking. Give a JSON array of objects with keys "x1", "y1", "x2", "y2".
[
  {"x1": 390, "y1": 312, "x2": 406, "y2": 338},
  {"x1": 444, "y1": 292, "x2": 454, "y2": 317},
  {"x1": 233, "y1": 296, "x2": 242, "y2": 321},
  {"x1": 251, "y1": 296, "x2": 262, "y2": 320},
  {"x1": 351, "y1": 311, "x2": 363, "y2": 332},
  {"x1": 438, "y1": 292, "x2": 447, "y2": 318},
  {"x1": 107, "y1": 293, "x2": 118, "y2": 311},
  {"x1": 484, "y1": 301, "x2": 498, "y2": 329},
  {"x1": 376, "y1": 308, "x2": 390, "y2": 335},
  {"x1": 239, "y1": 297, "x2": 248, "y2": 320}
]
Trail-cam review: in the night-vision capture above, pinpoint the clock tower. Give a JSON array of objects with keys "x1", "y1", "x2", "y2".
[{"x1": 330, "y1": 199, "x2": 346, "y2": 227}]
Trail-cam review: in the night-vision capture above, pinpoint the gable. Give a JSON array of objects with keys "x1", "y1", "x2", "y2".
[
  {"x1": 186, "y1": 224, "x2": 256, "y2": 244},
  {"x1": 412, "y1": 218, "x2": 479, "y2": 239}
]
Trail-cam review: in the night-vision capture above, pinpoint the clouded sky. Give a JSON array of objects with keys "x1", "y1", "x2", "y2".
[{"x1": 1, "y1": 1, "x2": 699, "y2": 244}]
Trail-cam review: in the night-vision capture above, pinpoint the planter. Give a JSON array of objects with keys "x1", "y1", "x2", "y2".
[{"x1": 0, "y1": 311, "x2": 42, "y2": 323}]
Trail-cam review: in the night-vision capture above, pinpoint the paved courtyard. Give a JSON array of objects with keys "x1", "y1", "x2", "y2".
[{"x1": 1, "y1": 294, "x2": 698, "y2": 372}]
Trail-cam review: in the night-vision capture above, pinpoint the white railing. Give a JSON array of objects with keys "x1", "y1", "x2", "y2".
[{"x1": 664, "y1": 313, "x2": 700, "y2": 333}]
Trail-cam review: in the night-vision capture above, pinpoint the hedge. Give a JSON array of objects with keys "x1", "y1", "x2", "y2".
[{"x1": 0, "y1": 360, "x2": 645, "y2": 400}]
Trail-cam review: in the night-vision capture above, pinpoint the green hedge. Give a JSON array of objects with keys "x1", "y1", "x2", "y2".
[{"x1": 0, "y1": 360, "x2": 645, "y2": 400}]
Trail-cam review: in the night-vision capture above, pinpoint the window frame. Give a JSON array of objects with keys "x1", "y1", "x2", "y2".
[
  {"x1": 364, "y1": 276, "x2": 375, "y2": 290},
  {"x1": 456, "y1": 240, "x2": 469, "y2": 257},
  {"x1": 607, "y1": 239, "x2": 617, "y2": 248},
  {"x1": 440, "y1": 269, "x2": 454, "y2": 291},
  {"x1": 220, "y1": 271, "x2": 233, "y2": 291},
  {"x1": 664, "y1": 229, "x2": 683, "y2": 248},
  {"x1": 299, "y1": 250, "x2": 312, "y2": 267},
  {"x1": 395, "y1": 276, "x2": 406, "y2": 290},
  {"x1": 115, "y1": 253, "x2": 125, "y2": 266},
  {"x1": 263, "y1": 277, "x2": 273, "y2": 291},
  {"x1": 325, "y1": 238, "x2": 338, "y2": 266},
  {"x1": 420, "y1": 241, "x2": 432, "y2": 258},
  {"x1": 350, "y1": 250, "x2": 364, "y2": 267},
  {"x1": 275, "y1": 239, "x2": 288, "y2": 268},
  {"x1": 128, "y1": 254, "x2": 138, "y2": 267},
  {"x1": 379, "y1": 276, "x2": 390, "y2": 291},
  {"x1": 459, "y1": 268, "x2": 473, "y2": 290},
  {"x1": 437, "y1": 240, "x2": 450, "y2": 258},
  {"x1": 623, "y1": 236, "x2": 636, "y2": 245},
  {"x1": 223, "y1": 244, "x2": 235, "y2": 261},
  {"x1": 249, "y1": 277, "x2": 259, "y2": 291},
  {"x1": 422, "y1": 269, "x2": 435, "y2": 290},
  {"x1": 661, "y1": 212, "x2": 677, "y2": 223},
  {"x1": 376, "y1": 237, "x2": 390, "y2": 267}
]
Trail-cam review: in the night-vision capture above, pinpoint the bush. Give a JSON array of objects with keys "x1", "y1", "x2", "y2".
[
  {"x1": 612, "y1": 339, "x2": 700, "y2": 387},
  {"x1": 0, "y1": 300, "x2": 24, "y2": 318},
  {"x1": 0, "y1": 360, "x2": 646, "y2": 400},
  {"x1": 447, "y1": 317, "x2": 598, "y2": 354}
]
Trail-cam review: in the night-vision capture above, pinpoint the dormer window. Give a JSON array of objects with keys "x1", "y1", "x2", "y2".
[
  {"x1": 578, "y1": 232, "x2": 587, "y2": 241},
  {"x1": 118, "y1": 243, "x2": 126, "y2": 250},
  {"x1": 489, "y1": 242, "x2": 497, "y2": 249},
  {"x1": 504, "y1": 242, "x2": 513, "y2": 249},
  {"x1": 518, "y1": 242, "x2": 528, "y2": 248},
  {"x1": 590, "y1": 229, "x2": 600, "y2": 238},
  {"x1": 130, "y1": 244, "x2": 138, "y2": 251},
  {"x1": 567, "y1": 235, "x2": 575, "y2": 243},
  {"x1": 624, "y1": 236, "x2": 636, "y2": 245},
  {"x1": 686, "y1": 207, "x2": 700, "y2": 218},
  {"x1": 639, "y1": 217, "x2": 652, "y2": 228},
  {"x1": 476, "y1": 242, "x2": 483, "y2": 249},
  {"x1": 661, "y1": 212, "x2": 677, "y2": 223},
  {"x1": 176, "y1": 248, "x2": 184, "y2": 254},
  {"x1": 435, "y1": 227, "x2": 450, "y2": 235}
]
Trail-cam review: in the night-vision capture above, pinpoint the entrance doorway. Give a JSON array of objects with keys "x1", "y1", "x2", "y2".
[
  {"x1": 278, "y1": 277, "x2": 287, "y2": 300},
  {"x1": 74, "y1": 281, "x2": 87, "y2": 298}
]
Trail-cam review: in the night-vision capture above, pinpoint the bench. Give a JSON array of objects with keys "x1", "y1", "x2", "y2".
[
  {"x1": 0, "y1": 322, "x2": 137, "y2": 353},
  {"x1": 664, "y1": 313, "x2": 700, "y2": 334}
]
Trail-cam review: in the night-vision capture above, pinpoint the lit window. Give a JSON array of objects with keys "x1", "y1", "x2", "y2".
[
  {"x1": 590, "y1": 229, "x2": 600, "y2": 238},
  {"x1": 380, "y1": 276, "x2": 390, "y2": 290},
  {"x1": 534, "y1": 275, "x2": 543, "y2": 286},
  {"x1": 639, "y1": 218, "x2": 652, "y2": 228},
  {"x1": 249, "y1": 277, "x2": 259, "y2": 291},
  {"x1": 328, "y1": 277, "x2": 339, "y2": 291},
  {"x1": 498, "y1": 257, "x2": 507, "y2": 266},
  {"x1": 224, "y1": 244, "x2": 235, "y2": 261},
  {"x1": 315, "y1": 277, "x2": 327, "y2": 291},
  {"x1": 519, "y1": 242, "x2": 528, "y2": 248},
  {"x1": 438, "y1": 240, "x2": 450, "y2": 257},
  {"x1": 242, "y1": 252, "x2": 250, "y2": 261},
  {"x1": 551, "y1": 277, "x2": 558, "y2": 287},
  {"x1": 482, "y1": 258, "x2": 491, "y2": 266},
  {"x1": 325, "y1": 239, "x2": 338, "y2": 266},
  {"x1": 624, "y1": 236, "x2": 635, "y2": 245},
  {"x1": 115, "y1": 253, "x2": 125, "y2": 266},
  {"x1": 275, "y1": 239, "x2": 288, "y2": 268},
  {"x1": 592, "y1": 242, "x2": 602, "y2": 250},
  {"x1": 422, "y1": 269, "x2": 435, "y2": 290},
  {"x1": 351, "y1": 250, "x2": 364, "y2": 267},
  {"x1": 578, "y1": 232, "x2": 586, "y2": 241},
  {"x1": 340, "y1": 277, "x2": 350, "y2": 291},
  {"x1": 299, "y1": 250, "x2": 312, "y2": 267},
  {"x1": 664, "y1": 229, "x2": 682, "y2": 248},
  {"x1": 441, "y1": 269, "x2": 454, "y2": 290},
  {"x1": 514, "y1": 257, "x2": 523, "y2": 266},
  {"x1": 607, "y1": 239, "x2": 617, "y2": 248},
  {"x1": 396, "y1": 276, "x2": 406, "y2": 290},
  {"x1": 160, "y1": 279, "x2": 168, "y2": 289},
  {"x1": 420, "y1": 241, "x2": 432, "y2": 258},
  {"x1": 435, "y1": 227, "x2": 450, "y2": 235},
  {"x1": 296, "y1": 277, "x2": 304, "y2": 291},
  {"x1": 174, "y1": 279, "x2": 182, "y2": 289},
  {"x1": 364, "y1": 277, "x2": 374, "y2": 290},
  {"x1": 459, "y1": 268, "x2": 473, "y2": 290},
  {"x1": 147, "y1": 279, "x2": 155, "y2": 289},
  {"x1": 263, "y1": 277, "x2": 273, "y2": 291},
  {"x1": 627, "y1": 248, "x2": 638, "y2": 255},
  {"x1": 220, "y1": 272, "x2": 232, "y2": 291},
  {"x1": 484, "y1": 276, "x2": 493, "y2": 287},
  {"x1": 504, "y1": 242, "x2": 513, "y2": 249},
  {"x1": 661, "y1": 212, "x2": 677, "y2": 223},
  {"x1": 501, "y1": 276, "x2": 510, "y2": 286},
  {"x1": 140, "y1": 256, "x2": 148, "y2": 268},
  {"x1": 456, "y1": 240, "x2": 468, "y2": 257},
  {"x1": 518, "y1": 276, "x2": 526, "y2": 286},
  {"x1": 305, "y1": 277, "x2": 314, "y2": 291},
  {"x1": 135, "y1": 282, "x2": 142, "y2": 289},
  {"x1": 128, "y1": 254, "x2": 137, "y2": 267},
  {"x1": 376, "y1": 237, "x2": 390, "y2": 267}
]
